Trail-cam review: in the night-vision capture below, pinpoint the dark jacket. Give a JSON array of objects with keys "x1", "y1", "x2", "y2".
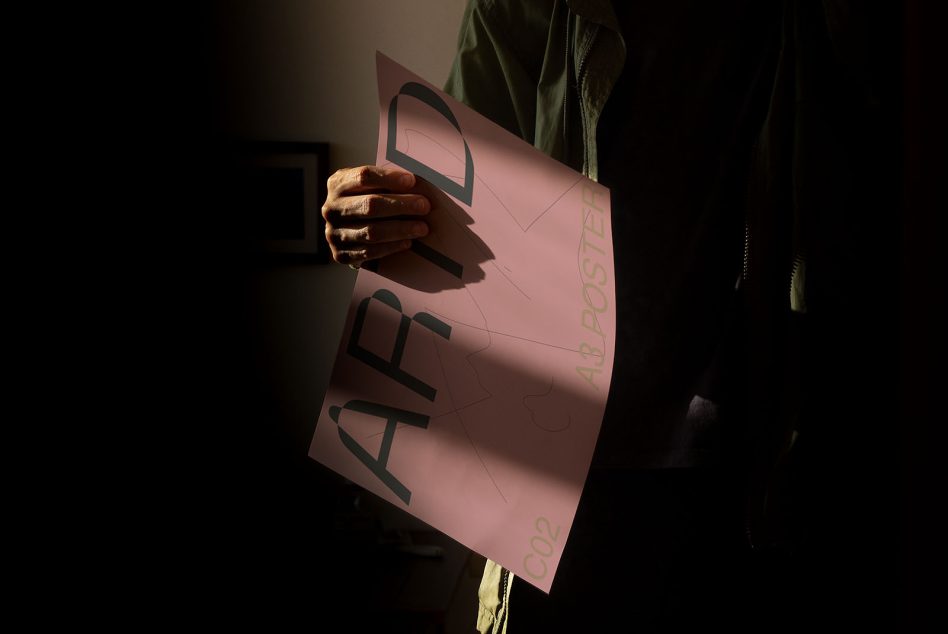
[{"x1": 445, "y1": 2, "x2": 899, "y2": 631}]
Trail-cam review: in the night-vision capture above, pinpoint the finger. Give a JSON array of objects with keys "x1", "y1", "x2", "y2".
[
  {"x1": 334, "y1": 240, "x2": 413, "y2": 266},
  {"x1": 327, "y1": 165, "x2": 417, "y2": 196},
  {"x1": 325, "y1": 193, "x2": 430, "y2": 223},
  {"x1": 328, "y1": 220, "x2": 429, "y2": 247}
]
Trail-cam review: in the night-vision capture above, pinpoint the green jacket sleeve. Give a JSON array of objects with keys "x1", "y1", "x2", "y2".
[{"x1": 443, "y1": 0, "x2": 550, "y2": 145}]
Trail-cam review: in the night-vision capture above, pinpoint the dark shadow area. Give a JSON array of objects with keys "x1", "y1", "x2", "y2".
[{"x1": 900, "y1": 1, "x2": 947, "y2": 631}]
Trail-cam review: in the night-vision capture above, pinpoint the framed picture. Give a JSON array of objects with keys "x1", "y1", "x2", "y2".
[{"x1": 229, "y1": 141, "x2": 330, "y2": 262}]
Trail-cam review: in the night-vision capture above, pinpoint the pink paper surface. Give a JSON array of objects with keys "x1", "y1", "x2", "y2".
[{"x1": 310, "y1": 52, "x2": 616, "y2": 593}]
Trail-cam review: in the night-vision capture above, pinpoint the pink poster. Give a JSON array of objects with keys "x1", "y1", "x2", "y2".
[{"x1": 310, "y1": 52, "x2": 616, "y2": 593}]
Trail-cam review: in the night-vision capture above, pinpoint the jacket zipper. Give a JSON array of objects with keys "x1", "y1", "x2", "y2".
[
  {"x1": 743, "y1": 221, "x2": 751, "y2": 283},
  {"x1": 562, "y1": 7, "x2": 571, "y2": 155},
  {"x1": 574, "y1": 25, "x2": 597, "y2": 176}
]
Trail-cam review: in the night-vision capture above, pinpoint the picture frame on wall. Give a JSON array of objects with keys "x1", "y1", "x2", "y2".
[{"x1": 229, "y1": 141, "x2": 330, "y2": 262}]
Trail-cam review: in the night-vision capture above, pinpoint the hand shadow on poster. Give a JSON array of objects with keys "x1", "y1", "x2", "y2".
[{"x1": 366, "y1": 176, "x2": 492, "y2": 293}]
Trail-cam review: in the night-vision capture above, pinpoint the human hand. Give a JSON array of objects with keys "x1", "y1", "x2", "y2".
[{"x1": 322, "y1": 165, "x2": 430, "y2": 268}]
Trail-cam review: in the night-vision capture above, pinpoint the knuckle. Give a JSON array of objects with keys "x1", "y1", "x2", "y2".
[
  {"x1": 363, "y1": 194, "x2": 382, "y2": 217},
  {"x1": 361, "y1": 226, "x2": 375, "y2": 242},
  {"x1": 328, "y1": 169, "x2": 345, "y2": 191},
  {"x1": 327, "y1": 229, "x2": 352, "y2": 244},
  {"x1": 343, "y1": 248, "x2": 367, "y2": 264},
  {"x1": 355, "y1": 166, "x2": 373, "y2": 187}
]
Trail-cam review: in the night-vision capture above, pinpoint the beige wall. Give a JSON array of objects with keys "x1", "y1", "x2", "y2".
[{"x1": 216, "y1": 0, "x2": 468, "y2": 170}]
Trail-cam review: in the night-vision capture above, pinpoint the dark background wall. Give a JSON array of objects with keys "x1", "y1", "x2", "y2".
[
  {"x1": 159, "y1": 1, "x2": 482, "y2": 629},
  {"x1": 26, "y1": 1, "x2": 480, "y2": 630}
]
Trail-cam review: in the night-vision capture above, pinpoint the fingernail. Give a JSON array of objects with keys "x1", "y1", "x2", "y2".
[
  {"x1": 400, "y1": 174, "x2": 415, "y2": 188},
  {"x1": 412, "y1": 222, "x2": 428, "y2": 237},
  {"x1": 414, "y1": 198, "x2": 429, "y2": 212}
]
